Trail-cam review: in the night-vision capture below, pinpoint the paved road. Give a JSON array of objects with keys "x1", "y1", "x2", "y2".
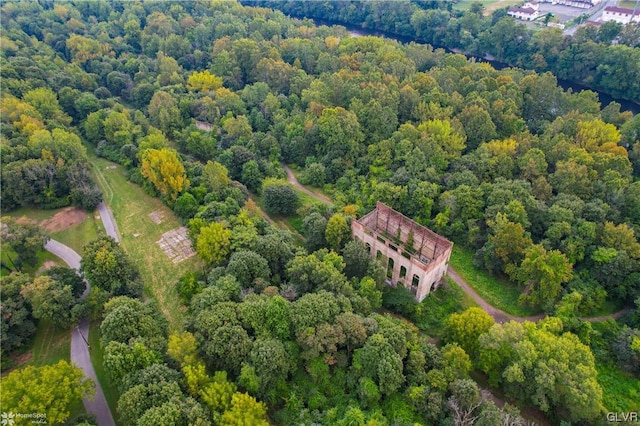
[
  {"x1": 283, "y1": 164, "x2": 335, "y2": 206},
  {"x1": 44, "y1": 239, "x2": 115, "y2": 426},
  {"x1": 97, "y1": 201, "x2": 120, "y2": 242}
]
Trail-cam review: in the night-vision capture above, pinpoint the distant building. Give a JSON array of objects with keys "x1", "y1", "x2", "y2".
[
  {"x1": 508, "y1": 1, "x2": 542, "y2": 20},
  {"x1": 540, "y1": 0, "x2": 600, "y2": 8},
  {"x1": 352, "y1": 202, "x2": 453, "y2": 302},
  {"x1": 601, "y1": 6, "x2": 640, "y2": 24}
]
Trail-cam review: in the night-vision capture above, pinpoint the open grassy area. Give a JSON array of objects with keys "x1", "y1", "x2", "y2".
[
  {"x1": 89, "y1": 156, "x2": 201, "y2": 332},
  {"x1": 29, "y1": 320, "x2": 71, "y2": 367},
  {"x1": 51, "y1": 214, "x2": 101, "y2": 255},
  {"x1": 597, "y1": 363, "x2": 640, "y2": 411},
  {"x1": 3, "y1": 205, "x2": 101, "y2": 255},
  {"x1": 448, "y1": 245, "x2": 539, "y2": 317},
  {"x1": 617, "y1": 0, "x2": 639, "y2": 9},
  {"x1": 89, "y1": 321, "x2": 122, "y2": 425},
  {"x1": 453, "y1": 0, "x2": 520, "y2": 13}
]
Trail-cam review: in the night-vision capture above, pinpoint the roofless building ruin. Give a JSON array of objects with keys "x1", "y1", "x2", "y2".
[{"x1": 352, "y1": 202, "x2": 453, "y2": 302}]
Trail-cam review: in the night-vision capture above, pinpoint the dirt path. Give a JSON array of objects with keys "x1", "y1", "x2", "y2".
[
  {"x1": 283, "y1": 164, "x2": 334, "y2": 206},
  {"x1": 282, "y1": 163, "x2": 630, "y2": 324},
  {"x1": 584, "y1": 308, "x2": 631, "y2": 322},
  {"x1": 447, "y1": 268, "x2": 545, "y2": 324}
]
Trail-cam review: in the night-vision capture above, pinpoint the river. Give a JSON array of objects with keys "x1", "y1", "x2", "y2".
[{"x1": 315, "y1": 18, "x2": 640, "y2": 115}]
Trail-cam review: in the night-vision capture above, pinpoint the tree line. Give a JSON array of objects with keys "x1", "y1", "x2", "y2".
[{"x1": 252, "y1": 0, "x2": 640, "y2": 102}]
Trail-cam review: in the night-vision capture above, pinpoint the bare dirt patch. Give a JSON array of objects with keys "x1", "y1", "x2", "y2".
[
  {"x1": 14, "y1": 216, "x2": 38, "y2": 226},
  {"x1": 40, "y1": 207, "x2": 86, "y2": 233},
  {"x1": 35, "y1": 260, "x2": 59, "y2": 276},
  {"x1": 148, "y1": 210, "x2": 165, "y2": 224},
  {"x1": 156, "y1": 227, "x2": 196, "y2": 264}
]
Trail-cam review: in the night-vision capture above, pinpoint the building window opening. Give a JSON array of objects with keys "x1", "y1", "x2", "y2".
[
  {"x1": 412, "y1": 274, "x2": 420, "y2": 288},
  {"x1": 400, "y1": 266, "x2": 407, "y2": 278}
]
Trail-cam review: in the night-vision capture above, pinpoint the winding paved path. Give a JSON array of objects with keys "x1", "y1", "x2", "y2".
[
  {"x1": 97, "y1": 201, "x2": 120, "y2": 242},
  {"x1": 44, "y1": 239, "x2": 115, "y2": 426},
  {"x1": 282, "y1": 164, "x2": 630, "y2": 324}
]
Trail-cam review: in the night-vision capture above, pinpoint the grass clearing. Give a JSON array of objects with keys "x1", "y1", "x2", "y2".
[
  {"x1": 448, "y1": 245, "x2": 539, "y2": 317},
  {"x1": 3, "y1": 205, "x2": 101, "y2": 256},
  {"x1": 453, "y1": 0, "x2": 520, "y2": 13},
  {"x1": 89, "y1": 321, "x2": 121, "y2": 425},
  {"x1": 29, "y1": 320, "x2": 70, "y2": 367},
  {"x1": 617, "y1": 0, "x2": 639, "y2": 9},
  {"x1": 89, "y1": 156, "x2": 201, "y2": 332},
  {"x1": 597, "y1": 363, "x2": 640, "y2": 411},
  {"x1": 51, "y1": 214, "x2": 101, "y2": 255}
]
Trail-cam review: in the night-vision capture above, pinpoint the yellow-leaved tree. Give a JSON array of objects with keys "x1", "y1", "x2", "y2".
[
  {"x1": 187, "y1": 70, "x2": 223, "y2": 92},
  {"x1": 0, "y1": 360, "x2": 95, "y2": 424},
  {"x1": 140, "y1": 148, "x2": 190, "y2": 203}
]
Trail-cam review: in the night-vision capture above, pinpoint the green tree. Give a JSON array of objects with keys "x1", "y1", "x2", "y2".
[
  {"x1": 117, "y1": 380, "x2": 183, "y2": 425},
  {"x1": 2, "y1": 223, "x2": 48, "y2": 269},
  {"x1": 148, "y1": 91, "x2": 182, "y2": 134},
  {"x1": 302, "y1": 212, "x2": 328, "y2": 252},
  {"x1": 104, "y1": 341, "x2": 162, "y2": 388},
  {"x1": 20, "y1": 275, "x2": 83, "y2": 328},
  {"x1": 81, "y1": 237, "x2": 142, "y2": 297},
  {"x1": 515, "y1": 244, "x2": 573, "y2": 312},
  {"x1": 444, "y1": 307, "x2": 494, "y2": 360},
  {"x1": 478, "y1": 320, "x2": 603, "y2": 422},
  {"x1": 100, "y1": 298, "x2": 166, "y2": 350},
  {"x1": 262, "y1": 179, "x2": 298, "y2": 216},
  {"x1": 202, "y1": 161, "x2": 231, "y2": 195},
  {"x1": 226, "y1": 250, "x2": 271, "y2": 288},
  {"x1": 325, "y1": 213, "x2": 351, "y2": 252},
  {"x1": 342, "y1": 240, "x2": 372, "y2": 279},
  {"x1": 353, "y1": 333, "x2": 405, "y2": 396},
  {"x1": 286, "y1": 252, "x2": 347, "y2": 294},
  {"x1": 0, "y1": 273, "x2": 36, "y2": 356},
  {"x1": 196, "y1": 223, "x2": 231, "y2": 265},
  {"x1": 0, "y1": 360, "x2": 94, "y2": 424}
]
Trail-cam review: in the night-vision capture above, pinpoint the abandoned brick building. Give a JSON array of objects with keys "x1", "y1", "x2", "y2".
[{"x1": 352, "y1": 202, "x2": 453, "y2": 302}]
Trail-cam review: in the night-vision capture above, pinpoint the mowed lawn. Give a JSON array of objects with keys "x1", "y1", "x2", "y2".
[
  {"x1": 90, "y1": 156, "x2": 201, "y2": 332},
  {"x1": 453, "y1": 0, "x2": 521, "y2": 13}
]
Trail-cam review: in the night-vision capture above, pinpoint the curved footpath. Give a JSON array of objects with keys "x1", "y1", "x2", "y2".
[
  {"x1": 97, "y1": 201, "x2": 120, "y2": 242},
  {"x1": 283, "y1": 164, "x2": 334, "y2": 206},
  {"x1": 44, "y1": 239, "x2": 115, "y2": 426},
  {"x1": 283, "y1": 164, "x2": 630, "y2": 324}
]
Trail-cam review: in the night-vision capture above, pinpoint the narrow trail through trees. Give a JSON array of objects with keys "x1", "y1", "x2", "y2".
[{"x1": 283, "y1": 164, "x2": 629, "y2": 324}]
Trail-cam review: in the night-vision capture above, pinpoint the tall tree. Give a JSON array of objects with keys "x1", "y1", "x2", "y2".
[
  {"x1": 141, "y1": 148, "x2": 190, "y2": 203},
  {"x1": 196, "y1": 222, "x2": 231, "y2": 265},
  {"x1": 81, "y1": 237, "x2": 142, "y2": 297},
  {"x1": 0, "y1": 360, "x2": 94, "y2": 424}
]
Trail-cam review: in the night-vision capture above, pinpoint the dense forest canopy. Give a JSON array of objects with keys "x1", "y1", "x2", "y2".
[
  {"x1": 1, "y1": 0, "x2": 640, "y2": 424},
  {"x1": 251, "y1": 0, "x2": 640, "y2": 102}
]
